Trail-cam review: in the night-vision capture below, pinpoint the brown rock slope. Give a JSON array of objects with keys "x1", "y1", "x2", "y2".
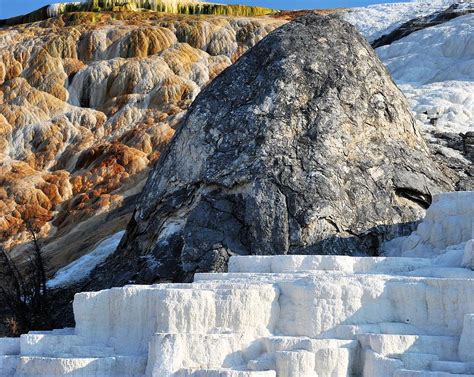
[{"x1": 0, "y1": 11, "x2": 285, "y2": 274}]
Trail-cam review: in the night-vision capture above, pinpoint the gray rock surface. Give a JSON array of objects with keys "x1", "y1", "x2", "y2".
[{"x1": 90, "y1": 13, "x2": 453, "y2": 286}]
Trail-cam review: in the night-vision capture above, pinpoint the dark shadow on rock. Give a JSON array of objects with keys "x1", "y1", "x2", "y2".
[{"x1": 288, "y1": 220, "x2": 419, "y2": 257}]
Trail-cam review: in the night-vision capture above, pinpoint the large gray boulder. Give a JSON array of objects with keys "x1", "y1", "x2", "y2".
[{"x1": 93, "y1": 13, "x2": 452, "y2": 285}]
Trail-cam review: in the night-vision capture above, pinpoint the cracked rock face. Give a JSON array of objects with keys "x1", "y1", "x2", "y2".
[{"x1": 101, "y1": 13, "x2": 453, "y2": 285}]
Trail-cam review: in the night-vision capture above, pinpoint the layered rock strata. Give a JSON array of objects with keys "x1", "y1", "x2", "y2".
[{"x1": 0, "y1": 191, "x2": 473, "y2": 376}]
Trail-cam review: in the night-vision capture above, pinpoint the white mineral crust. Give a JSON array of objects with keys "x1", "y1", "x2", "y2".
[{"x1": 1, "y1": 192, "x2": 473, "y2": 376}]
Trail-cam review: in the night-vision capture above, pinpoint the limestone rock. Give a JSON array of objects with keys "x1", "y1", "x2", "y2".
[
  {"x1": 104, "y1": 13, "x2": 453, "y2": 286},
  {"x1": 459, "y1": 314, "x2": 474, "y2": 362},
  {"x1": 383, "y1": 191, "x2": 474, "y2": 257}
]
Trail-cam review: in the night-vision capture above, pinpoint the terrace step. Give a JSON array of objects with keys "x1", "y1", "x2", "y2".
[
  {"x1": 362, "y1": 349, "x2": 404, "y2": 376},
  {"x1": 73, "y1": 285, "x2": 280, "y2": 355},
  {"x1": 362, "y1": 350, "x2": 457, "y2": 376},
  {"x1": 261, "y1": 336, "x2": 359, "y2": 352},
  {"x1": 0, "y1": 338, "x2": 20, "y2": 356},
  {"x1": 394, "y1": 370, "x2": 474, "y2": 377},
  {"x1": 333, "y1": 323, "x2": 425, "y2": 338},
  {"x1": 257, "y1": 336, "x2": 360, "y2": 376},
  {"x1": 357, "y1": 334, "x2": 459, "y2": 360},
  {"x1": 174, "y1": 369, "x2": 276, "y2": 377},
  {"x1": 15, "y1": 355, "x2": 146, "y2": 377},
  {"x1": 146, "y1": 333, "x2": 250, "y2": 374},
  {"x1": 228, "y1": 255, "x2": 435, "y2": 274},
  {"x1": 400, "y1": 353, "x2": 439, "y2": 371},
  {"x1": 0, "y1": 355, "x2": 19, "y2": 376},
  {"x1": 431, "y1": 361, "x2": 474, "y2": 374},
  {"x1": 69, "y1": 346, "x2": 116, "y2": 358},
  {"x1": 20, "y1": 334, "x2": 84, "y2": 356}
]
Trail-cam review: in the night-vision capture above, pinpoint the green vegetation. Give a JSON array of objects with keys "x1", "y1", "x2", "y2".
[
  {"x1": 64, "y1": 3, "x2": 82, "y2": 12},
  {"x1": 0, "y1": 0, "x2": 276, "y2": 27},
  {"x1": 80, "y1": 0, "x2": 275, "y2": 16}
]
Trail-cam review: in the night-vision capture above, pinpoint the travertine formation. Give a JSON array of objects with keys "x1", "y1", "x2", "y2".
[
  {"x1": 1, "y1": 0, "x2": 472, "y2": 350},
  {"x1": 0, "y1": 11, "x2": 284, "y2": 271},
  {"x1": 2, "y1": 1, "x2": 470, "y2": 289},
  {"x1": 371, "y1": 3, "x2": 474, "y2": 48},
  {"x1": 103, "y1": 13, "x2": 452, "y2": 287},
  {"x1": 0, "y1": 191, "x2": 473, "y2": 376}
]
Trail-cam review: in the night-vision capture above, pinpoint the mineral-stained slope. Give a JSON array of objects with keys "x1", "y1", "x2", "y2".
[
  {"x1": 0, "y1": 11, "x2": 284, "y2": 272},
  {"x1": 0, "y1": 0, "x2": 276, "y2": 27},
  {"x1": 98, "y1": 13, "x2": 453, "y2": 288}
]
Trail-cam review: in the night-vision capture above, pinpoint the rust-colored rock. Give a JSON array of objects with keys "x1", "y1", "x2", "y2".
[{"x1": 0, "y1": 11, "x2": 285, "y2": 273}]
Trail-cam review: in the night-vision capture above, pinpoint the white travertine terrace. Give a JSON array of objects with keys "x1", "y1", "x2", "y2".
[{"x1": 0, "y1": 192, "x2": 473, "y2": 376}]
